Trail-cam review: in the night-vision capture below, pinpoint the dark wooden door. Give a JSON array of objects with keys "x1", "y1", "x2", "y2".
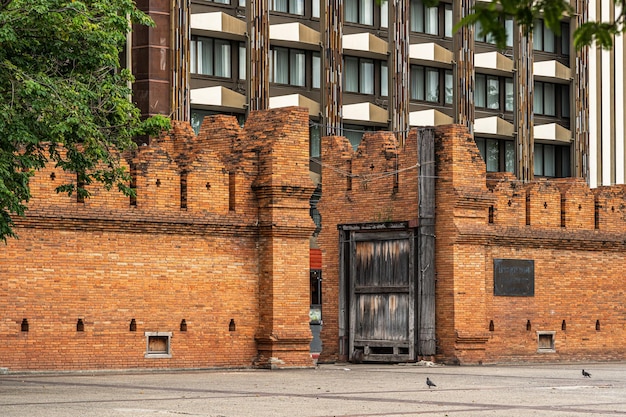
[{"x1": 348, "y1": 231, "x2": 415, "y2": 362}]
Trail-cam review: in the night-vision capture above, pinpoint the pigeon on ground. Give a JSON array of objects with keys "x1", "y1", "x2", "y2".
[
  {"x1": 426, "y1": 377, "x2": 437, "y2": 388},
  {"x1": 582, "y1": 369, "x2": 591, "y2": 378}
]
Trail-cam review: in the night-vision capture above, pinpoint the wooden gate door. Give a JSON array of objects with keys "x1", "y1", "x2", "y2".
[{"x1": 348, "y1": 230, "x2": 415, "y2": 362}]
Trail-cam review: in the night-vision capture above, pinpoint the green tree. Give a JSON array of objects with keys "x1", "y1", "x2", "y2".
[
  {"x1": 447, "y1": 0, "x2": 626, "y2": 50},
  {"x1": 0, "y1": 0, "x2": 170, "y2": 242}
]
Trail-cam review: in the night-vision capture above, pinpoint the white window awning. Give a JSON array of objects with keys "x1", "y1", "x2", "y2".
[
  {"x1": 270, "y1": 22, "x2": 321, "y2": 47},
  {"x1": 474, "y1": 116, "x2": 514, "y2": 136},
  {"x1": 409, "y1": 43, "x2": 454, "y2": 65},
  {"x1": 409, "y1": 109, "x2": 453, "y2": 127},
  {"x1": 343, "y1": 33, "x2": 388, "y2": 57},
  {"x1": 191, "y1": 86, "x2": 246, "y2": 110},
  {"x1": 534, "y1": 60, "x2": 572, "y2": 82},
  {"x1": 343, "y1": 102, "x2": 388, "y2": 124},
  {"x1": 191, "y1": 12, "x2": 246, "y2": 39},
  {"x1": 269, "y1": 94, "x2": 320, "y2": 116},
  {"x1": 475, "y1": 51, "x2": 514, "y2": 73},
  {"x1": 534, "y1": 123, "x2": 572, "y2": 142}
]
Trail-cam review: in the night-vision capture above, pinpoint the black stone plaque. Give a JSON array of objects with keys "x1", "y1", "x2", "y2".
[{"x1": 493, "y1": 259, "x2": 534, "y2": 296}]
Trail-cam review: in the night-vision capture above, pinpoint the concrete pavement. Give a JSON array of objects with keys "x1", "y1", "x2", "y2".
[{"x1": 1, "y1": 362, "x2": 625, "y2": 416}]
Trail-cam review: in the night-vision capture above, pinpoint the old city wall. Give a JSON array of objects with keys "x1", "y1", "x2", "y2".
[
  {"x1": 0, "y1": 107, "x2": 315, "y2": 371},
  {"x1": 318, "y1": 124, "x2": 626, "y2": 364}
]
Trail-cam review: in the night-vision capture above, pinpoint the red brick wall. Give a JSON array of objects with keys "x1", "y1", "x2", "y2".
[
  {"x1": 0, "y1": 107, "x2": 315, "y2": 371},
  {"x1": 318, "y1": 124, "x2": 626, "y2": 364}
]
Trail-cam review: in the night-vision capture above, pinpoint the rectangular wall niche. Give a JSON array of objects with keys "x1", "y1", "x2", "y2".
[
  {"x1": 144, "y1": 332, "x2": 172, "y2": 358},
  {"x1": 537, "y1": 331, "x2": 556, "y2": 353},
  {"x1": 493, "y1": 259, "x2": 535, "y2": 296}
]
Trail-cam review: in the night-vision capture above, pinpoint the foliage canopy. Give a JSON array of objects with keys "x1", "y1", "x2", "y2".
[{"x1": 0, "y1": 0, "x2": 170, "y2": 242}]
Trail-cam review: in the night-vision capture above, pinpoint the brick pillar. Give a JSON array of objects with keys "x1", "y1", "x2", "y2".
[{"x1": 249, "y1": 107, "x2": 316, "y2": 368}]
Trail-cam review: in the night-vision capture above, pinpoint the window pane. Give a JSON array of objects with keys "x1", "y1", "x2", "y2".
[
  {"x1": 445, "y1": 70, "x2": 453, "y2": 104},
  {"x1": 475, "y1": 20, "x2": 484, "y2": 41},
  {"x1": 426, "y1": 68, "x2": 439, "y2": 102},
  {"x1": 345, "y1": 0, "x2": 358, "y2": 23},
  {"x1": 544, "y1": 83, "x2": 556, "y2": 116},
  {"x1": 312, "y1": 53, "x2": 321, "y2": 89},
  {"x1": 198, "y1": 39, "x2": 213, "y2": 75},
  {"x1": 544, "y1": 144, "x2": 556, "y2": 176},
  {"x1": 425, "y1": 5, "x2": 438, "y2": 35},
  {"x1": 561, "y1": 146, "x2": 571, "y2": 177},
  {"x1": 444, "y1": 4, "x2": 453, "y2": 37},
  {"x1": 532, "y1": 22, "x2": 542, "y2": 50},
  {"x1": 344, "y1": 126, "x2": 363, "y2": 150},
  {"x1": 239, "y1": 44, "x2": 246, "y2": 80},
  {"x1": 543, "y1": 25, "x2": 555, "y2": 52},
  {"x1": 360, "y1": 59, "x2": 374, "y2": 94},
  {"x1": 290, "y1": 0, "x2": 304, "y2": 15},
  {"x1": 190, "y1": 39, "x2": 197, "y2": 73},
  {"x1": 475, "y1": 138, "x2": 486, "y2": 161},
  {"x1": 381, "y1": 62, "x2": 388, "y2": 97},
  {"x1": 561, "y1": 23, "x2": 570, "y2": 55},
  {"x1": 345, "y1": 57, "x2": 359, "y2": 92},
  {"x1": 486, "y1": 139, "x2": 499, "y2": 172},
  {"x1": 410, "y1": 0, "x2": 423, "y2": 32},
  {"x1": 310, "y1": 125, "x2": 321, "y2": 158},
  {"x1": 475, "y1": 74, "x2": 486, "y2": 108},
  {"x1": 273, "y1": 0, "x2": 288, "y2": 12},
  {"x1": 487, "y1": 76, "x2": 499, "y2": 109},
  {"x1": 361, "y1": 0, "x2": 373, "y2": 25},
  {"x1": 312, "y1": 0, "x2": 320, "y2": 17},
  {"x1": 273, "y1": 48, "x2": 289, "y2": 84},
  {"x1": 380, "y1": 0, "x2": 388, "y2": 28},
  {"x1": 505, "y1": 141, "x2": 515, "y2": 173},
  {"x1": 411, "y1": 66, "x2": 424, "y2": 100},
  {"x1": 505, "y1": 18, "x2": 514, "y2": 47},
  {"x1": 214, "y1": 40, "x2": 231, "y2": 78},
  {"x1": 534, "y1": 143, "x2": 544, "y2": 175},
  {"x1": 289, "y1": 50, "x2": 305, "y2": 86},
  {"x1": 505, "y1": 78, "x2": 514, "y2": 111},
  {"x1": 534, "y1": 82, "x2": 544, "y2": 114},
  {"x1": 561, "y1": 85, "x2": 570, "y2": 118}
]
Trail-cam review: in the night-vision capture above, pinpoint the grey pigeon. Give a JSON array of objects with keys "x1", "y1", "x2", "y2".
[
  {"x1": 582, "y1": 369, "x2": 591, "y2": 378},
  {"x1": 426, "y1": 377, "x2": 436, "y2": 388}
]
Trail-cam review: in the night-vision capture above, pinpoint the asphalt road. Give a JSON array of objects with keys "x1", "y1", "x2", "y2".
[{"x1": 1, "y1": 362, "x2": 625, "y2": 416}]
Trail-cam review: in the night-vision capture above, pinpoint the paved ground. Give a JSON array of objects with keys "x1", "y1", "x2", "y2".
[{"x1": 1, "y1": 362, "x2": 625, "y2": 416}]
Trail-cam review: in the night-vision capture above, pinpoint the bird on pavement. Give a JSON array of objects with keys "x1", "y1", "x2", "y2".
[
  {"x1": 426, "y1": 377, "x2": 437, "y2": 388},
  {"x1": 582, "y1": 369, "x2": 591, "y2": 378}
]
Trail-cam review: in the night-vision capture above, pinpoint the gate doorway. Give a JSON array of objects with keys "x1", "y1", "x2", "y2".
[{"x1": 339, "y1": 223, "x2": 417, "y2": 363}]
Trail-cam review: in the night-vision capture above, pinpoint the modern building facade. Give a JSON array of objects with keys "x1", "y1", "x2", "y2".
[{"x1": 132, "y1": 0, "x2": 626, "y2": 186}]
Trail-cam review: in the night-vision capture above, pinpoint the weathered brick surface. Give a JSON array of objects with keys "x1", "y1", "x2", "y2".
[
  {"x1": 318, "y1": 124, "x2": 626, "y2": 364},
  {"x1": 0, "y1": 107, "x2": 315, "y2": 371}
]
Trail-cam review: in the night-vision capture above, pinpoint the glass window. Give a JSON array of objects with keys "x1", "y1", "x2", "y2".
[
  {"x1": 345, "y1": 0, "x2": 373, "y2": 25},
  {"x1": 505, "y1": 78, "x2": 514, "y2": 112},
  {"x1": 534, "y1": 143, "x2": 570, "y2": 177},
  {"x1": 445, "y1": 70, "x2": 453, "y2": 104},
  {"x1": 561, "y1": 23, "x2": 570, "y2": 55},
  {"x1": 476, "y1": 17, "x2": 513, "y2": 46},
  {"x1": 270, "y1": 47, "x2": 305, "y2": 86},
  {"x1": 410, "y1": 0, "x2": 438, "y2": 34},
  {"x1": 191, "y1": 37, "x2": 232, "y2": 77},
  {"x1": 505, "y1": 18, "x2": 514, "y2": 47},
  {"x1": 312, "y1": 52, "x2": 321, "y2": 89},
  {"x1": 238, "y1": 43, "x2": 246, "y2": 80},
  {"x1": 381, "y1": 0, "x2": 388, "y2": 28},
  {"x1": 191, "y1": 109, "x2": 245, "y2": 135},
  {"x1": 534, "y1": 81, "x2": 561, "y2": 117},
  {"x1": 381, "y1": 62, "x2": 388, "y2": 97},
  {"x1": 310, "y1": 124, "x2": 321, "y2": 158},
  {"x1": 476, "y1": 137, "x2": 515, "y2": 173},
  {"x1": 272, "y1": 0, "x2": 304, "y2": 15},
  {"x1": 344, "y1": 56, "x2": 376, "y2": 94},
  {"x1": 533, "y1": 20, "x2": 556, "y2": 53},
  {"x1": 410, "y1": 65, "x2": 439, "y2": 102},
  {"x1": 444, "y1": 3, "x2": 453, "y2": 37},
  {"x1": 475, "y1": 74, "x2": 486, "y2": 107},
  {"x1": 312, "y1": 0, "x2": 320, "y2": 18}
]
